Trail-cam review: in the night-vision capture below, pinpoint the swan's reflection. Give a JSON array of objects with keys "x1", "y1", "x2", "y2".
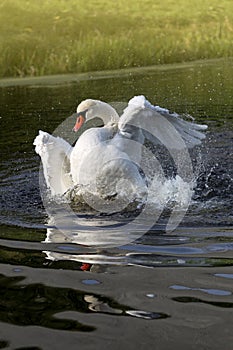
[
  {"x1": 43, "y1": 217, "x2": 232, "y2": 270},
  {"x1": 42, "y1": 199, "x2": 160, "y2": 272},
  {"x1": 44, "y1": 210, "x2": 146, "y2": 247},
  {"x1": 43, "y1": 210, "x2": 145, "y2": 270}
]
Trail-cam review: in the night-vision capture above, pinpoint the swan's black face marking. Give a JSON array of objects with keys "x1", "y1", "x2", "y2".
[
  {"x1": 77, "y1": 109, "x2": 88, "y2": 118},
  {"x1": 72, "y1": 109, "x2": 88, "y2": 120}
]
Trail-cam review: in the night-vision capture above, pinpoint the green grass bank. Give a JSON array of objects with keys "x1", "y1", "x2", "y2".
[{"x1": 0, "y1": 0, "x2": 232, "y2": 78}]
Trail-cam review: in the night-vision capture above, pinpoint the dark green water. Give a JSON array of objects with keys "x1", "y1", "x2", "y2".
[{"x1": 0, "y1": 59, "x2": 232, "y2": 349}]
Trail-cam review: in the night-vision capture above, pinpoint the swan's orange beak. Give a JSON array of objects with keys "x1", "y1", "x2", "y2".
[{"x1": 73, "y1": 114, "x2": 85, "y2": 132}]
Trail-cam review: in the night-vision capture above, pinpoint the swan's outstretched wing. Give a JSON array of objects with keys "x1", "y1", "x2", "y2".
[
  {"x1": 119, "y1": 95, "x2": 208, "y2": 149},
  {"x1": 34, "y1": 131, "x2": 73, "y2": 195}
]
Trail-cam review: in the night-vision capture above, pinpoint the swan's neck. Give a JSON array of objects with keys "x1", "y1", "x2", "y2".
[
  {"x1": 101, "y1": 112, "x2": 119, "y2": 125},
  {"x1": 92, "y1": 102, "x2": 120, "y2": 126}
]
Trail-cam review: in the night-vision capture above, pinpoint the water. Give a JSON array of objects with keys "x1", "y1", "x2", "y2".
[{"x1": 0, "y1": 59, "x2": 233, "y2": 349}]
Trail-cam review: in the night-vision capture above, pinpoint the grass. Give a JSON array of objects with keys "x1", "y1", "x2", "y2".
[{"x1": 0, "y1": 0, "x2": 233, "y2": 78}]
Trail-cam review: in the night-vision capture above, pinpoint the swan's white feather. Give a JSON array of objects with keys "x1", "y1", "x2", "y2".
[
  {"x1": 119, "y1": 95, "x2": 208, "y2": 149},
  {"x1": 33, "y1": 130, "x2": 73, "y2": 195}
]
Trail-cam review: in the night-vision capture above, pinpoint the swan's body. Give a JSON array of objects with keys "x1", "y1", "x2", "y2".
[{"x1": 34, "y1": 95, "x2": 207, "y2": 206}]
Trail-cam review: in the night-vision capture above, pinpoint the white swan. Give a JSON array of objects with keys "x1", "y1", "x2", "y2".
[{"x1": 34, "y1": 95, "x2": 207, "y2": 205}]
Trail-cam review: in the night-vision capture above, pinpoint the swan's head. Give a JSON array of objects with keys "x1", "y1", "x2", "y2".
[{"x1": 73, "y1": 99, "x2": 119, "y2": 132}]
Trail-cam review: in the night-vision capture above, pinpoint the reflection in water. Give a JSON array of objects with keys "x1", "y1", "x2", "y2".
[
  {"x1": 0, "y1": 274, "x2": 95, "y2": 332},
  {"x1": 44, "y1": 212, "x2": 146, "y2": 248},
  {"x1": 172, "y1": 296, "x2": 233, "y2": 308},
  {"x1": 84, "y1": 294, "x2": 168, "y2": 320},
  {"x1": 214, "y1": 274, "x2": 233, "y2": 280},
  {"x1": 82, "y1": 279, "x2": 101, "y2": 285},
  {"x1": 0, "y1": 273, "x2": 169, "y2": 331},
  {"x1": 0, "y1": 341, "x2": 9, "y2": 350},
  {"x1": 170, "y1": 284, "x2": 232, "y2": 296},
  {"x1": 15, "y1": 347, "x2": 42, "y2": 350},
  {"x1": 43, "y1": 250, "x2": 233, "y2": 269}
]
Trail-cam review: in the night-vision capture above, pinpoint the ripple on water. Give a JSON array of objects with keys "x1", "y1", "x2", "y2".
[
  {"x1": 214, "y1": 274, "x2": 233, "y2": 280},
  {"x1": 170, "y1": 284, "x2": 232, "y2": 296}
]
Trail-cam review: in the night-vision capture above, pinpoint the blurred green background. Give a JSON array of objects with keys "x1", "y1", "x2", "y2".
[{"x1": 0, "y1": 0, "x2": 232, "y2": 78}]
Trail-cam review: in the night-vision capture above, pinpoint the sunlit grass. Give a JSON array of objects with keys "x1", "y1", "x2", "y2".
[{"x1": 0, "y1": 0, "x2": 232, "y2": 78}]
